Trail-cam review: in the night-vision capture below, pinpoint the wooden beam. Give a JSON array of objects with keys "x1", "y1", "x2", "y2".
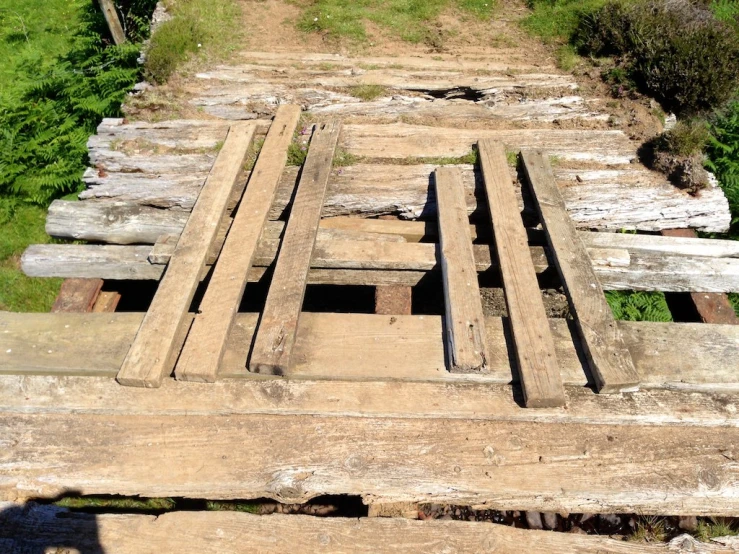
[
  {"x1": 176, "y1": 105, "x2": 301, "y2": 383},
  {"x1": 97, "y1": 0, "x2": 126, "y2": 45},
  {"x1": 522, "y1": 150, "x2": 639, "y2": 394},
  {"x1": 116, "y1": 122, "x2": 256, "y2": 388},
  {"x1": 2, "y1": 312, "x2": 738, "y2": 390},
  {"x1": 435, "y1": 167, "x2": 490, "y2": 372},
  {"x1": 51, "y1": 279, "x2": 102, "y2": 313},
  {"x1": 479, "y1": 141, "x2": 565, "y2": 407},
  {"x1": 249, "y1": 120, "x2": 342, "y2": 375},
  {"x1": 2, "y1": 503, "x2": 734, "y2": 554}
]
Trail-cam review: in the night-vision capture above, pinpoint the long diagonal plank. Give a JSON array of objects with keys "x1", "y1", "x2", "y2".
[
  {"x1": 115, "y1": 122, "x2": 256, "y2": 387},
  {"x1": 2, "y1": 504, "x2": 734, "y2": 554},
  {"x1": 435, "y1": 167, "x2": 490, "y2": 372},
  {"x1": 175, "y1": 105, "x2": 301, "y2": 382},
  {"x1": 522, "y1": 150, "x2": 640, "y2": 393},
  {"x1": 249, "y1": 120, "x2": 342, "y2": 375},
  {"x1": 479, "y1": 141, "x2": 565, "y2": 407}
]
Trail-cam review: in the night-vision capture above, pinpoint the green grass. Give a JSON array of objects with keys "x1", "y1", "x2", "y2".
[
  {"x1": 521, "y1": 0, "x2": 610, "y2": 42},
  {"x1": 696, "y1": 517, "x2": 739, "y2": 541},
  {"x1": 348, "y1": 84, "x2": 388, "y2": 101},
  {"x1": 295, "y1": 0, "x2": 496, "y2": 43},
  {"x1": 145, "y1": 0, "x2": 242, "y2": 83}
]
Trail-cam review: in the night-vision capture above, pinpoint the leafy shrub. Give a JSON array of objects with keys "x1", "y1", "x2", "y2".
[{"x1": 577, "y1": 0, "x2": 739, "y2": 115}]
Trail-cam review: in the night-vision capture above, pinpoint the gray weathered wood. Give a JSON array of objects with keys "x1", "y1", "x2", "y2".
[
  {"x1": 177, "y1": 105, "x2": 302, "y2": 382},
  {"x1": 117, "y1": 122, "x2": 256, "y2": 388},
  {"x1": 523, "y1": 150, "x2": 639, "y2": 393},
  {"x1": 250, "y1": 120, "x2": 342, "y2": 375},
  {"x1": 479, "y1": 141, "x2": 565, "y2": 407},
  {"x1": 435, "y1": 167, "x2": 490, "y2": 373},
  {"x1": 97, "y1": 0, "x2": 126, "y2": 45}
]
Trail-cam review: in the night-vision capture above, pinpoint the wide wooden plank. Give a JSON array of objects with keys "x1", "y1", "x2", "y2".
[
  {"x1": 51, "y1": 278, "x2": 102, "y2": 313},
  {"x1": 2, "y1": 504, "x2": 734, "y2": 554},
  {"x1": 480, "y1": 141, "x2": 565, "y2": 407},
  {"x1": 176, "y1": 105, "x2": 301, "y2": 383},
  {"x1": 249, "y1": 120, "x2": 341, "y2": 375},
  {"x1": 435, "y1": 167, "x2": 490, "y2": 372},
  {"x1": 2, "y1": 312, "x2": 738, "y2": 390},
  {"x1": 523, "y1": 150, "x2": 639, "y2": 393},
  {"x1": 2, "y1": 410, "x2": 739, "y2": 514},
  {"x1": 116, "y1": 122, "x2": 256, "y2": 388}
]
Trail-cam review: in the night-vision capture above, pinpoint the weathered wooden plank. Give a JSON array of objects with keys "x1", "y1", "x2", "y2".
[
  {"x1": 1, "y1": 503, "x2": 734, "y2": 554},
  {"x1": 2, "y1": 410, "x2": 739, "y2": 513},
  {"x1": 250, "y1": 120, "x2": 341, "y2": 375},
  {"x1": 177, "y1": 105, "x2": 302, "y2": 382},
  {"x1": 342, "y1": 125, "x2": 636, "y2": 164},
  {"x1": 116, "y1": 122, "x2": 256, "y2": 388},
  {"x1": 435, "y1": 167, "x2": 490, "y2": 372},
  {"x1": 50, "y1": 278, "x2": 102, "y2": 313},
  {"x1": 2, "y1": 312, "x2": 738, "y2": 390},
  {"x1": 97, "y1": 0, "x2": 126, "y2": 45},
  {"x1": 523, "y1": 150, "x2": 639, "y2": 393},
  {"x1": 479, "y1": 141, "x2": 565, "y2": 407},
  {"x1": 92, "y1": 291, "x2": 120, "y2": 313}
]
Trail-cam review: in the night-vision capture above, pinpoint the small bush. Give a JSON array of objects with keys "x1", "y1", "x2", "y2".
[{"x1": 577, "y1": 0, "x2": 739, "y2": 115}]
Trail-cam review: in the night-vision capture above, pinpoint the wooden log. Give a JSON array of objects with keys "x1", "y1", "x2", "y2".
[
  {"x1": 176, "y1": 105, "x2": 302, "y2": 383},
  {"x1": 522, "y1": 150, "x2": 639, "y2": 394},
  {"x1": 97, "y1": 0, "x2": 126, "y2": 45},
  {"x1": 1, "y1": 503, "x2": 734, "y2": 554},
  {"x1": 2, "y1": 312, "x2": 738, "y2": 391},
  {"x1": 51, "y1": 279, "x2": 102, "y2": 313},
  {"x1": 435, "y1": 167, "x2": 490, "y2": 372},
  {"x1": 250, "y1": 120, "x2": 342, "y2": 375},
  {"x1": 116, "y1": 122, "x2": 257, "y2": 388},
  {"x1": 479, "y1": 141, "x2": 565, "y2": 407},
  {"x1": 342, "y1": 125, "x2": 636, "y2": 164}
]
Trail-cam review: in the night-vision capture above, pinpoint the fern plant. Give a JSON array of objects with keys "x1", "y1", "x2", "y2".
[
  {"x1": 707, "y1": 101, "x2": 739, "y2": 237},
  {"x1": 605, "y1": 291, "x2": 673, "y2": 322}
]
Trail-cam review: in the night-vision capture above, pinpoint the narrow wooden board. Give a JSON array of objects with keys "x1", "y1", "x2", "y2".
[
  {"x1": 116, "y1": 122, "x2": 256, "y2": 388},
  {"x1": 2, "y1": 504, "x2": 734, "y2": 554},
  {"x1": 479, "y1": 141, "x2": 565, "y2": 407},
  {"x1": 2, "y1": 312, "x2": 738, "y2": 390},
  {"x1": 51, "y1": 279, "x2": 102, "y2": 313},
  {"x1": 435, "y1": 167, "x2": 490, "y2": 372},
  {"x1": 176, "y1": 105, "x2": 301, "y2": 383},
  {"x1": 522, "y1": 151, "x2": 639, "y2": 393},
  {"x1": 91, "y1": 291, "x2": 120, "y2": 313},
  {"x1": 249, "y1": 120, "x2": 341, "y2": 375}
]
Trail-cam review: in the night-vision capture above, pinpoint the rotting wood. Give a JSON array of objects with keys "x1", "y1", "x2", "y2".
[
  {"x1": 23, "y1": 240, "x2": 739, "y2": 293},
  {"x1": 2, "y1": 312, "x2": 738, "y2": 391},
  {"x1": 2, "y1": 410, "x2": 739, "y2": 514},
  {"x1": 523, "y1": 150, "x2": 639, "y2": 394},
  {"x1": 97, "y1": 0, "x2": 126, "y2": 45},
  {"x1": 249, "y1": 120, "x2": 342, "y2": 375},
  {"x1": 176, "y1": 105, "x2": 302, "y2": 383},
  {"x1": 116, "y1": 122, "x2": 256, "y2": 388},
  {"x1": 375, "y1": 286, "x2": 413, "y2": 315},
  {"x1": 435, "y1": 167, "x2": 490, "y2": 372},
  {"x1": 51, "y1": 279, "x2": 103, "y2": 313},
  {"x1": 2, "y1": 504, "x2": 734, "y2": 554},
  {"x1": 479, "y1": 141, "x2": 565, "y2": 407}
]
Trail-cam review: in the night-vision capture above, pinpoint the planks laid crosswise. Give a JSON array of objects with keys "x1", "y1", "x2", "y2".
[
  {"x1": 176, "y1": 105, "x2": 302, "y2": 383},
  {"x1": 249, "y1": 119, "x2": 342, "y2": 375},
  {"x1": 116, "y1": 122, "x2": 257, "y2": 388},
  {"x1": 479, "y1": 142, "x2": 565, "y2": 407}
]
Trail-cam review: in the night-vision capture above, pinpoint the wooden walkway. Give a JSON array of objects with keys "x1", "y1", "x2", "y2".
[{"x1": 4, "y1": 50, "x2": 739, "y2": 551}]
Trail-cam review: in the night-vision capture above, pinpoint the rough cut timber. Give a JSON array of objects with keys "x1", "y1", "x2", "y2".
[
  {"x1": 2, "y1": 312, "x2": 739, "y2": 391},
  {"x1": 2, "y1": 503, "x2": 736, "y2": 554},
  {"x1": 435, "y1": 167, "x2": 490, "y2": 373},
  {"x1": 176, "y1": 104, "x2": 302, "y2": 383},
  {"x1": 249, "y1": 120, "x2": 342, "y2": 375},
  {"x1": 51, "y1": 278, "x2": 102, "y2": 313},
  {"x1": 523, "y1": 150, "x2": 640, "y2": 394},
  {"x1": 479, "y1": 141, "x2": 565, "y2": 407},
  {"x1": 116, "y1": 122, "x2": 256, "y2": 388}
]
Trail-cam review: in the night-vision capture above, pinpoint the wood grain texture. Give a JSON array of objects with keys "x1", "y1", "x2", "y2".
[
  {"x1": 91, "y1": 291, "x2": 120, "y2": 313},
  {"x1": 479, "y1": 141, "x2": 565, "y2": 407},
  {"x1": 97, "y1": 0, "x2": 126, "y2": 44},
  {"x1": 2, "y1": 503, "x2": 735, "y2": 554},
  {"x1": 375, "y1": 286, "x2": 412, "y2": 315},
  {"x1": 2, "y1": 312, "x2": 738, "y2": 390},
  {"x1": 51, "y1": 279, "x2": 102, "y2": 313},
  {"x1": 176, "y1": 105, "x2": 301, "y2": 383},
  {"x1": 116, "y1": 122, "x2": 256, "y2": 388},
  {"x1": 249, "y1": 120, "x2": 342, "y2": 375},
  {"x1": 435, "y1": 167, "x2": 490, "y2": 372},
  {"x1": 522, "y1": 150, "x2": 639, "y2": 393}
]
